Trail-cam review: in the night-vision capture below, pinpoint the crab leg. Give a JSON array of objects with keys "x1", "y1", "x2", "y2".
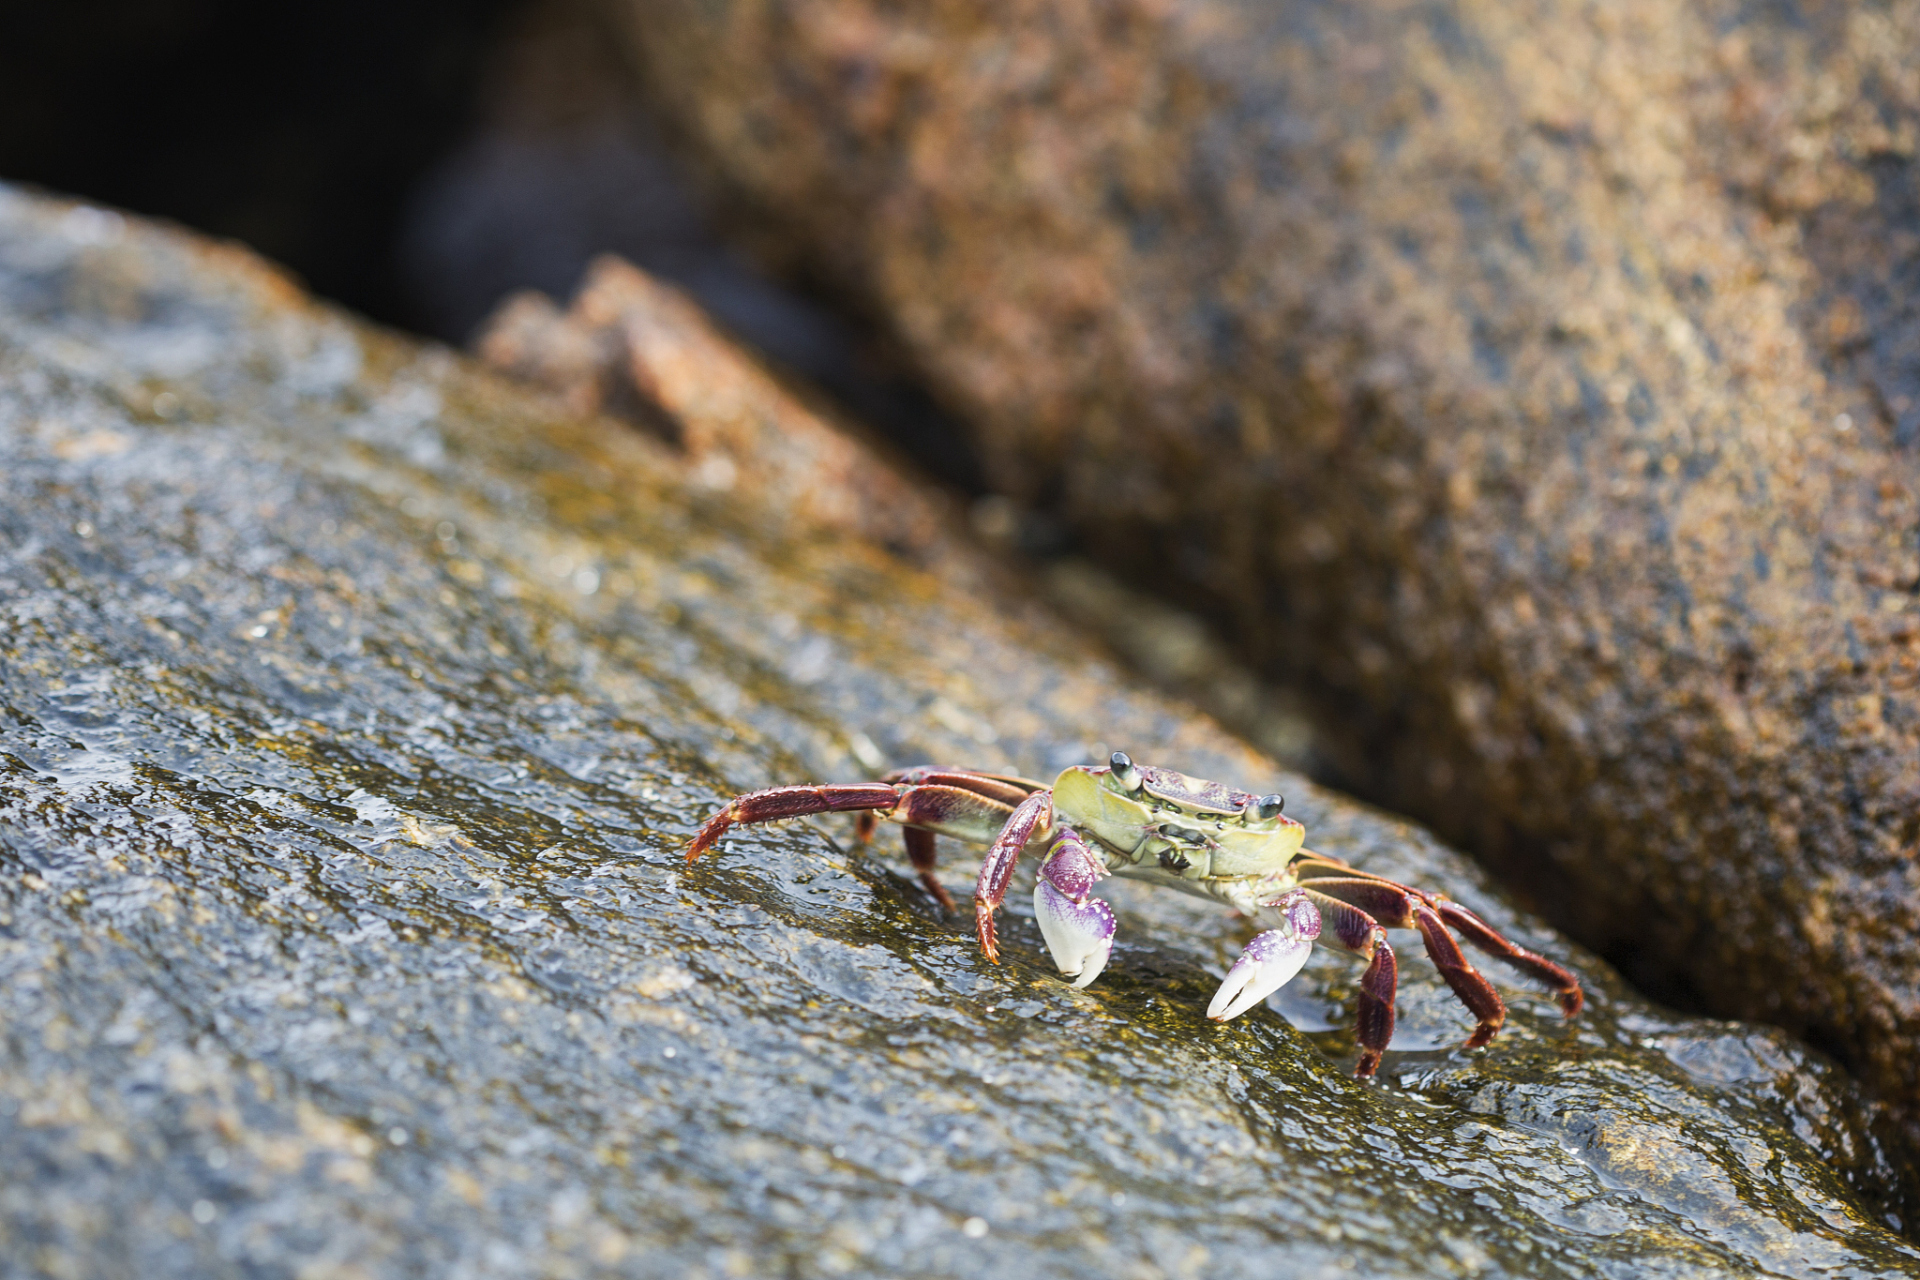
[
  {"x1": 1357, "y1": 930, "x2": 1399, "y2": 1075},
  {"x1": 1434, "y1": 902, "x2": 1584, "y2": 1017},
  {"x1": 1303, "y1": 890, "x2": 1401, "y2": 1075},
  {"x1": 881, "y1": 767, "x2": 1046, "y2": 806},
  {"x1": 853, "y1": 769, "x2": 1045, "y2": 910},
  {"x1": 1303, "y1": 876, "x2": 1508, "y2": 1053},
  {"x1": 903, "y1": 827, "x2": 954, "y2": 910},
  {"x1": 1297, "y1": 853, "x2": 1583, "y2": 1012},
  {"x1": 854, "y1": 768, "x2": 1039, "y2": 846},
  {"x1": 689, "y1": 781, "x2": 1016, "y2": 864},
  {"x1": 1413, "y1": 903, "x2": 1507, "y2": 1047},
  {"x1": 973, "y1": 789, "x2": 1055, "y2": 961},
  {"x1": 689, "y1": 783, "x2": 901, "y2": 859},
  {"x1": 1292, "y1": 850, "x2": 1583, "y2": 1073}
]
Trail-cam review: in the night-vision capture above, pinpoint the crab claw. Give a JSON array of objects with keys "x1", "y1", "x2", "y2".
[
  {"x1": 1033, "y1": 832, "x2": 1115, "y2": 988},
  {"x1": 1208, "y1": 892, "x2": 1321, "y2": 1021},
  {"x1": 1035, "y1": 878, "x2": 1117, "y2": 987}
]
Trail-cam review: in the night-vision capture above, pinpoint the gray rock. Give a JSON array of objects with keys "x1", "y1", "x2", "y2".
[{"x1": 1, "y1": 186, "x2": 1916, "y2": 1276}]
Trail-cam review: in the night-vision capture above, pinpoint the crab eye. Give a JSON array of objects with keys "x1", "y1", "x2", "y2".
[
  {"x1": 1247, "y1": 794, "x2": 1284, "y2": 821},
  {"x1": 1110, "y1": 751, "x2": 1141, "y2": 791}
]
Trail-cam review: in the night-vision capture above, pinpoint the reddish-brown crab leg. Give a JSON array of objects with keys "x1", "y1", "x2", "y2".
[
  {"x1": 1297, "y1": 854, "x2": 1582, "y2": 1016},
  {"x1": 1434, "y1": 902, "x2": 1584, "y2": 1017},
  {"x1": 862, "y1": 769, "x2": 1046, "y2": 910},
  {"x1": 689, "y1": 781, "x2": 1016, "y2": 862},
  {"x1": 1303, "y1": 876, "x2": 1508, "y2": 1053},
  {"x1": 881, "y1": 768, "x2": 1046, "y2": 806},
  {"x1": 973, "y1": 789, "x2": 1055, "y2": 962},
  {"x1": 688, "y1": 783, "x2": 900, "y2": 859},
  {"x1": 1303, "y1": 891, "x2": 1401, "y2": 1076},
  {"x1": 902, "y1": 827, "x2": 955, "y2": 910},
  {"x1": 853, "y1": 811, "x2": 962, "y2": 909},
  {"x1": 878, "y1": 787, "x2": 1020, "y2": 881},
  {"x1": 1294, "y1": 850, "x2": 1583, "y2": 1075}
]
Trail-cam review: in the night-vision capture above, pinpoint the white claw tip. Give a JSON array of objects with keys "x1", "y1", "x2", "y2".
[
  {"x1": 1034, "y1": 879, "x2": 1116, "y2": 989},
  {"x1": 1208, "y1": 927, "x2": 1315, "y2": 1021}
]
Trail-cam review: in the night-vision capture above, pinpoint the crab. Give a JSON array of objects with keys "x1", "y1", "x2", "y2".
[{"x1": 687, "y1": 752, "x2": 1582, "y2": 1075}]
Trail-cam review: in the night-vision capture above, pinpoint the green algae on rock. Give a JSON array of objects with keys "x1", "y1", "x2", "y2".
[
  {"x1": 609, "y1": 0, "x2": 1920, "y2": 1160},
  {"x1": 1, "y1": 185, "x2": 1918, "y2": 1276}
]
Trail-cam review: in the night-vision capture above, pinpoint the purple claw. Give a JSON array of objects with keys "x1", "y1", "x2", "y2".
[
  {"x1": 1035, "y1": 879, "x2": 1116, "y2": 987},
  {"x1": 1208, "y1": 892, "x2": 1321, "y2": 1021},
  {"x1": 1034, "y1": 833, "x2": 1115, "y2": 988}
]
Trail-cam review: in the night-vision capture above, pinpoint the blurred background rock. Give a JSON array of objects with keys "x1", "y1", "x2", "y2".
[
  {"x1": 0, "y1": 0, "x2": 513, "y2": 331},
  {"x1": 0, "y1": 0, "x2": 988, "y2": 494},
  {"x1": 0, "y1": 0, "x2": 1316, "y2": 763}
]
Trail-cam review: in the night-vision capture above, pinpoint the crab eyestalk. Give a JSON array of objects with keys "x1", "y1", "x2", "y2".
[
  {"x1": 1032, "y1": 831, "x2": 1115, "y2": 988},
  {"x1": 1208, "y1": 891, "x2": 1320, "y2": 1021}
]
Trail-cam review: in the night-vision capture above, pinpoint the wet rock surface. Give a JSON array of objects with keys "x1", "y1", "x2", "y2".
[
  {"x1": 3, "y1": 186, "x2": 1919, "y2": 1276},
  {"x1": 612, "y1": 0, "x2": 1920, "y2": 1149}
]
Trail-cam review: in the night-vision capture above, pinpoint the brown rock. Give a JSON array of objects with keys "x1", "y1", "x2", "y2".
[
  {"x1": 479, "y1": 255, "x2": 958, "y2": 561},
  {"x1": 609, "y1": 0, "x2": 1920, "y2": 1142}
]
